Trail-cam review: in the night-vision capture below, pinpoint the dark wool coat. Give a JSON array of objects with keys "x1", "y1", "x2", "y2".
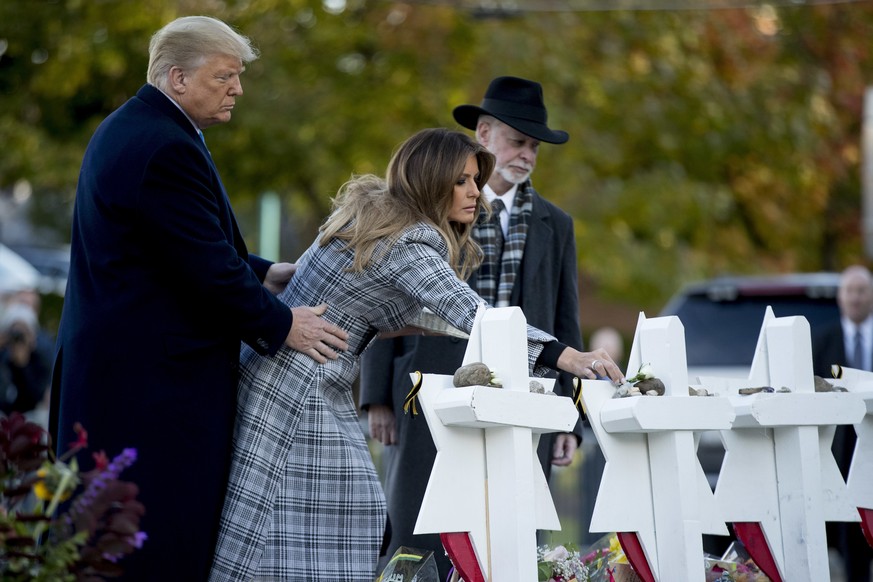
[
  {"x1": 50, "y1": 84, "x2": 291, "y2": 581},
  {"x1": 812, "y1": 322, "x2": 849, "y2": 378},
  {"x1": 359, "y1": 186, "x2": 584, "y2": 578}
]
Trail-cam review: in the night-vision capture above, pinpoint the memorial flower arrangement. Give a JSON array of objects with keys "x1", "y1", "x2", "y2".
[
  {"x1": 537, "y1": 535, "x2": 771, "y2": 582},
  {"x1": 537, "y1": 534, "x2": 631, "y2": 582},
  {"x1": 702, "y1": 542, "x2": 771, "y2": 581},
  {"x1": 0, "y1": 413, "x2": 145, "y2": 580},
  {"x1": 537, "y1": 543, "x2": 588, "y2": 581}
]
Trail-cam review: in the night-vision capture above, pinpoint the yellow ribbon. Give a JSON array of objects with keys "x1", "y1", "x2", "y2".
[
  {"x1": 403, "y1": 371, "x2": 424, "y2": 417},
  {"x1": 572, "y1": 377, "x2": 587, "y2": 417}
]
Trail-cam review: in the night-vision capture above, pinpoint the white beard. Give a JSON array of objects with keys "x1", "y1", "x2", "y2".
[{"x1": 497, "y1": 165, "x2": 531, "y2": 185}]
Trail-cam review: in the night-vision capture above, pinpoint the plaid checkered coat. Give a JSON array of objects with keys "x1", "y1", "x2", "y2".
[{"x1": 210, "y1": 223, "x2": 555, "y2": 581}]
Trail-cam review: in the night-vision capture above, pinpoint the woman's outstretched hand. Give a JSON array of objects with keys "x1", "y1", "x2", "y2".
[{"x1": 557, "y1": 347, "x2": 625, "y2": 384}]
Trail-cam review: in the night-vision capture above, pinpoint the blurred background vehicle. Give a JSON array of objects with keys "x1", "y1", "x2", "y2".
[
  {"x1": 660, "y1": 272, "x2": 841, "y2": 380},
  {"x1": 7, "y1": 244, "x2": 70, "y2": 297},
  {"x1": 0, "y1": 244, "x2": 41, "y2": 295}
]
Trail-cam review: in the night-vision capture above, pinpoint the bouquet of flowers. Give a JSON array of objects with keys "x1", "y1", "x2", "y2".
[
  {"x1": 541, "y1": 534, "x2": 772, "y2": 582},
  {"x1": 538, "y1": 533, "x2": 636, "y2": 582},
  {"x1": 0, "y1": 413, "x2": 145, "y2": 580},
  {"x1": 704, "y1": 541, "x2": 771, "y2": 581},
  {"x1": 537, "y1": 543, "x2": 589, "y2": 581}
]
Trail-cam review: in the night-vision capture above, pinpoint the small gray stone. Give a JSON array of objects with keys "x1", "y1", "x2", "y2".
[
  {"x1": 453, "y1": 362, "x2": 492, "y2": 387},
  {"x1": 814, "y1": 375, "x2": 838, "y2": 392},
  {"x1": 635, "y1": 378, "x2": 665, "y2": 396},
  {"x1": 738, "y1": 386, "x2": 772, "y2": 395}
]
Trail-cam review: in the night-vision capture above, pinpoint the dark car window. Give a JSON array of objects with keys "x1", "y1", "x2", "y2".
[{"x1": 671, "y1": 295, "x2": 840, "y2": 367}]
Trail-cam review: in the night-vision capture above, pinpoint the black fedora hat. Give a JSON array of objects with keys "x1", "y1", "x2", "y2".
[{"x1": 453, "y1": 76, "x2": 569, "y2": 144}]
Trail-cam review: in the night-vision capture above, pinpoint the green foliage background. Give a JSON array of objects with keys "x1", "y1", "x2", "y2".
[{"x1": 2, "y1": 0, "x2": 872, "y2": 316}]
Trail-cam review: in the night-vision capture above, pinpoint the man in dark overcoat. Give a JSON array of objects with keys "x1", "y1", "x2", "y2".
[
  {"x1": 49, "y1": 16, "x2": 347, "y2": 581},
  {"x1": 360, "y1": 76, "x2": 584, "y2": 579}
]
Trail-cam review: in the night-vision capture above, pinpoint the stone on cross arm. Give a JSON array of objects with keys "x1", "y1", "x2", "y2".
[{"x1": 452, "y1": 362, "x2": 492, "y2": 387}]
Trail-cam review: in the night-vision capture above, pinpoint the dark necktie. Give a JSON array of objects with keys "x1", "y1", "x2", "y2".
[
  {"x1": 852, "y1": 328, "x2": 865, "y2": 370},
  {"x1": 490, "y1": 198, "x2": 505, "y2": 259}
]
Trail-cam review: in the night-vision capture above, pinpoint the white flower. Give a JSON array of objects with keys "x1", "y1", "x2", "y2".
[
  {"x1": 637, "y1": 362, "x2": 654, "y2": 380},
  {"x1": 542, "y1": 545, "x2": 570, "y2": 562}
]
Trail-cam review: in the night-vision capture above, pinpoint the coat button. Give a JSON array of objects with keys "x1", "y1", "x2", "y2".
[{"x1": 257, "y1": 338, "x2": 269, "y2": 349}]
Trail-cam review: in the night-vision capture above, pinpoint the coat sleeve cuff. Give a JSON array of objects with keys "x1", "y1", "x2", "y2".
[{"x1": 537, "y1": 340, "x2": 567, "y2": 370}]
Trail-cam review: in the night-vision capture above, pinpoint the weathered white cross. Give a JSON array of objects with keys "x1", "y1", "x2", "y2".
[
  {"x1": 582, "y1": 312, "x2": 734, "y2": 581},
  {"x1": 412, "y1": 306, "x2": 579, "y2": 582},
  {"x1": 698, "y1": 307, "x2": 865, "y2": 581}
]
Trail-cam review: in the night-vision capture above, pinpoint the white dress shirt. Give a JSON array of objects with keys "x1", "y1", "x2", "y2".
[{"x1": 483, "y1": 183, "x2": 518, "y2": 237}]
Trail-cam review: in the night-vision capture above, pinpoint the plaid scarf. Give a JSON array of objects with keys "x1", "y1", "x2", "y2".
[{"x1": 473, "y1": 181, "x2": 533, "y2": 307}]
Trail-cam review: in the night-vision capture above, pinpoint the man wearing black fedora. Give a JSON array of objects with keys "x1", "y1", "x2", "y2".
[{"x1": 360, "y1": 76, "x2": 585, "y2": 578}]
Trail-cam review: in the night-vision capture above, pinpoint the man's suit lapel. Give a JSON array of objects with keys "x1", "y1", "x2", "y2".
[
  {"x1": 194, "y1": 141, "x2": 237, "y2": 248},
  {"x1": 195, "y1": 141, "x2": 237, "y2": 246}
]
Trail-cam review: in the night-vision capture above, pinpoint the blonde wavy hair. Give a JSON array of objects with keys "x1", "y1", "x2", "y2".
[{"x1": 320, "y1": 128, "x2": 495, "y2": 280}]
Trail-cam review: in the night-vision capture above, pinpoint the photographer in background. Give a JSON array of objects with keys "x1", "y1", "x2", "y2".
[{"x1": 0, "y1": 297, "x2": 53, "y2": 421}]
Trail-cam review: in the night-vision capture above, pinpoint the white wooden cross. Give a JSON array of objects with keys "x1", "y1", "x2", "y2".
[
  {"x1": 582, "y1": 312, "x2": 734, "y2": 581},
  {"x1": 412, "y1": 306, "x2": 579, "y2": 582},
  {"x1": 698, "y1": 307, "x2": 865, "y2": 581}
]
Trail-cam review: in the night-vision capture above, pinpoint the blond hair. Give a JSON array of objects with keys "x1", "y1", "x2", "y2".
[
  {"x1": 320, "y1": 128, "x2": 495, "y2": 279},
  {"x1": 147, "y1": 16, "x2": 258, "y2": 91}
]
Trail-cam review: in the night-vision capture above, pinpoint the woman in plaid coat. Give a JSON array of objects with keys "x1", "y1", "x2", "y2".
[{"x1": 210, "y1": 128, "x2": 624, "y2": 581}]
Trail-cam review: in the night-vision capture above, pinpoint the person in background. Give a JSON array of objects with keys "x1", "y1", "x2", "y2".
[
  {"x1": 359, "y1": 76, "x2": 584, "y2": 578},
  {"x1": 589, "y1": 326, "x2": 625, "y2": 369},
  {"x1": 50, "y1": 16, "x2": 347, "y2": 581},
  {"x1": 814, "y1": 265, "x2": 873, "y2": 375},
  {"x1": 9, "y1": 289, "x2": 57, "y2": 428},
  {"x1": 209, "y1": 128, "x2": 624, "y2": 581},
  {"x1": 812, "y1": 264, "x2": 873, "y2": 582},
  {"x1": 0, "y1": 299, "x2": 53, "y2": 418}
]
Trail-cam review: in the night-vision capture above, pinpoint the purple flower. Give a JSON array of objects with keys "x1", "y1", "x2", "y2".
[
  {"x1": 129, "y1": 531, "x2": 148, "y2": 549},
  {"x1": 68, "y1": 448, "x2": 138, "y2": 519}
]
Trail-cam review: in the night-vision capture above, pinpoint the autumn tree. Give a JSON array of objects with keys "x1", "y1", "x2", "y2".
[{"x1": 2, "y1": 0, "x2": 872, "y2": 313}]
